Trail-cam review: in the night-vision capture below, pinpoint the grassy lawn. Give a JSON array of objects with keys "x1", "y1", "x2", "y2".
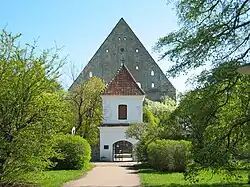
[
  {"x1": 139, "y1": 167, "x2": 249, "y2": 187},
  {"x1": 20, "y1": 164, "x2": 94, "y2": 187}
]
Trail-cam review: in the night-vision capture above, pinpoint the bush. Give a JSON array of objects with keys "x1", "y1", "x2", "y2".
[
  {"x1": 134, "y1": 140, "x2": 148, "y2": 163},
  {"x1": 53, "y1": 134, "x2": 91, "y2": 170},
  {"x1": 147, "y1": 140, "x2": 191, "y2": 172}
]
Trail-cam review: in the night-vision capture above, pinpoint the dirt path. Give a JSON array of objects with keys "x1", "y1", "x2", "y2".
[{"x1": 63, "y1": 162, "x2": 141, "y2": 187}]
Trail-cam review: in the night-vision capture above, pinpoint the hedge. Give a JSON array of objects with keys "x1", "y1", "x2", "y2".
[
  {"x1": 147, "y1": 140, "x2": 191, "y2": 172},
  {"x1": 52, "y1": 134, "x2": 91, "y2": 170}
]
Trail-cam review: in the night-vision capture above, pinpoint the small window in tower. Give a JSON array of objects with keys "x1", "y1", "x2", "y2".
[
  {"x1": 135, "y1": 48, "x2": 139, "y2": 53},
  {"x1": 124, "y1": 37, "x2": 127, "y2": 40},
  {"x1": 104, "y1": 145, "x2": 109, "y2": 149},
  {"x1": 120, "y1": 48, "x2": 124, "y2": 52},
  {"x1": 89, "y1": 72, "x2": 93, "y2": 78},
  {"x1": 118, "y1": 104, "x2": 127, "y2": 120},
  {"x1": 118, "y1": 37, "x2": 121, "y2": 40},
  {"x1": 151, "y1": 82, "x2": 155, "y2": 88},
  {"x1": 136, "y1": 66, "x2": 139, "y2": 70},
  {"x1": 151, "y1": 70, "x2": 154, "y2": 76},
  {"x1": 106, "y1": 49, "x2": 109, "y2": 52}
]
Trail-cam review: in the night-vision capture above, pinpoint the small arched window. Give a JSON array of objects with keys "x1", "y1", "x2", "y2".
[
  {"x1": 151, "y1": 70, "x2": 154, "y2": 76},
  {"x1": 89, "y1": 72, "x2": 93, "y2": 78},
  {"x1": 118, "y1": 104, "x2": 127, "y2": 120},
  {"x1": 151, "y1": 82, "x2": 155, "y2": 88}
]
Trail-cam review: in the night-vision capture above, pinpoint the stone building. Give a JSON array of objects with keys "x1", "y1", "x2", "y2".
[{"x1": 70, "y1": 18, "x2": 176, "y2": 101}]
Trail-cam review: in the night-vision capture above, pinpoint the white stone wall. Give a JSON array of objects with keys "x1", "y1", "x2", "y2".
[
  {"x1": 101, "y1": 95, "x2": 145, "y2": 124},
  {"x1": 99, "y1": 126, "x2": 138, "y2": 161}
]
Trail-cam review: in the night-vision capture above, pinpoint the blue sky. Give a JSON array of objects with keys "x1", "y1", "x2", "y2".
[{"x1": 0, "y1": 0, "x2": 195, "y2": 94}]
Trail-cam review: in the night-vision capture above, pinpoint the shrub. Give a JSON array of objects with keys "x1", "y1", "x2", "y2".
[
  {"x1": 134, "y1": 140, "x2": 148, "y2": 163},
  {"x1": 53, "y1": 134, "x2": 91, "y2": 170},
  {"x1": 147, "y1": 140, "x2": 191, "y2": 172}
]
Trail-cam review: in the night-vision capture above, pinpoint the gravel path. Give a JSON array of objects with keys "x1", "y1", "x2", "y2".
[{"x1": 63, "y1": 162, "x2": 141, "y2": 187}]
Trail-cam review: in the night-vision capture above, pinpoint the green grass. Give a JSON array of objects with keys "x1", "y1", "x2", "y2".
[
  {"x1": 21, "y1": 164, "x2": 93, "y2": 187},
  {"x1": 139, "y1": 167, "x2": 250, "y2": 187}
]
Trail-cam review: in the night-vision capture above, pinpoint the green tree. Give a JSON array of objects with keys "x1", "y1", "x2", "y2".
[
  {"x1": 0, "y1": 30, "x2": 71, "y2": 181},
  {"x1": 145, "y1": 97, "x2": 183, "y2": 140},
  {"x1": 173, "y1": 62, "x2": 250, "y2": 180},
  {"x1": 155, "y1": 0, "x2": 250, "y2": 180},
  {"x1": 69, "y1": 77, "x2": 106, "y2": 145},
  {"x1": 156, "y1": 0, "x2": 250, "y2": 77}
]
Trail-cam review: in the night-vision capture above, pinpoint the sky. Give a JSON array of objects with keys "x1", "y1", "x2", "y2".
[{"x1": 0, "y1": 0, "x2": 196, "y2": 94}]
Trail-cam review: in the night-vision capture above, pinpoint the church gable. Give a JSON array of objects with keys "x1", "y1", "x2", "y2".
[
  {"x1": 70, "y1": 18, "x2": 176, "y2": 101},
  {"x1": 102, "y1": 65, "x2": 145, "y2": 96}
]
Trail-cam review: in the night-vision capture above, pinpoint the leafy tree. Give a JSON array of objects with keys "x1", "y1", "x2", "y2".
[
  {"x1": 145, "y1": 97, "x2": 183, "y2": 140},
  {"x1": 144, "y1": 96, "x2": 176, "y2": 115},
  {"x1": 69, "y1": 77, "x2": 106, "y2": 145},
  {"x1": 0, "y1": 30, "x2": 71, "y2": 181},
  {"x1": 173, "y1": 62, "x2": 250, "y2": 180},
  {"x1": 154, "y1": 0, "x2": 250, "y2": 179},
  {"x1": 156, "y1": 0, "x2": 250, "y2": 77}
]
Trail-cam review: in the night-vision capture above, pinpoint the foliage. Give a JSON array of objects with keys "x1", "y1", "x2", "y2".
[
  {"x1": 52, "y1": 134, "x2": 91, "y2": 170},
  {"x1": 156, "y1": 0, "x2": 250, "y2": 77},
  {"x1": 147, "y1": 140, "x2": 191, "y2": 172},
  {"x1": 154, "y1": 0, "x2": 250, "y2": 180},
  {"x1": 170, "y1": 61, "x2": 250, "y2": 181},
  {"x1": 145, "y1": 96, "x2": 184, "y2": 140},
  {"x1": 69, "y1": 77, "x2": 106, "y2": 145},
  {"x1": 144, "y1": 96, "x2": 176, "y2": 115},
  {"x1": 0, "y1": 30, "x2": 71, "y2": 182},
  {"x1": 133, "y1": 140, "x2": 149, "y2": 163}
]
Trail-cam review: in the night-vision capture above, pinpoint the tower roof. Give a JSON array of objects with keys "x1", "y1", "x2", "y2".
[{"x1": 102, "y1": 65, "x2": 145, "y2": 96}]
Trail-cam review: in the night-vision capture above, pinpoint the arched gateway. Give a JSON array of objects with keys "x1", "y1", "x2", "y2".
[{"x1": 113, "y1": 140, "x2": 133, "y2": 161}]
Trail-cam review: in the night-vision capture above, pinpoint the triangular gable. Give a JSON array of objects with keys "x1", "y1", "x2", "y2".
[
  {"x1": 102, "y1": 65, "x2": 145, "y2": 96},
  {"x1": 69, "y1": 17, "x2": 176, "y2": 101}
]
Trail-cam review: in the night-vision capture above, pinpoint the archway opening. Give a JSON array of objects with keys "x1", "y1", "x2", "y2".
[{"x1": 112, "y1": 140, "x2": 133, "y2": 162}]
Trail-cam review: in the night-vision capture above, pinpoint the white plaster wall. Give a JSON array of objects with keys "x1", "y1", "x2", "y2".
[
  {"x1": 99, "y1": 126, "x2": 138, "y2": 161},
  {"x1": 101, "y1": 95, "x2": 145, "y2": 124}
]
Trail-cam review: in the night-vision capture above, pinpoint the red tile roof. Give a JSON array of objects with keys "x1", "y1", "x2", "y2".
[{"x1": 102, "y1": 65, "x2": 145, "y2": 95}]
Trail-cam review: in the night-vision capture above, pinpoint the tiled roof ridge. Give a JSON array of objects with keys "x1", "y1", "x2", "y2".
[
  {"x1": 102, "y1": 64, "x2": 145, "y2": 95},
  {"x1": 105, "y1": 65, "x2": 124, "y2": 88},
  {"x1": 122, "y1": 64, "x2": 145, "y2": 94}
]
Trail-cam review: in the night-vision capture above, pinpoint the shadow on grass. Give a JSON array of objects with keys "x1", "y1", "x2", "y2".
[
  {"x1": 143, "y1": 183, "x2": 250, "y2": 187},
  {"x1": 143, "y1": 183, "x2": 249, "y2": 187},
  {"x1": 0, "y1": 182, "x2": 39, "y2": 187}
]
